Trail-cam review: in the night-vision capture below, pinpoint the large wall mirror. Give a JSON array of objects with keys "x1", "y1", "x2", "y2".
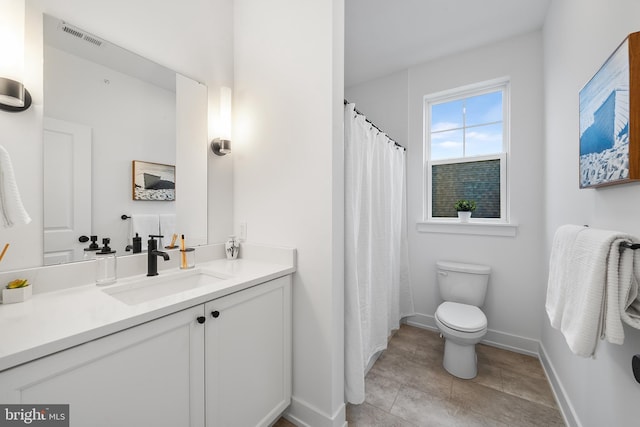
[{"x1": 42, "y1": 14, "x2": 208, "y2": 265}]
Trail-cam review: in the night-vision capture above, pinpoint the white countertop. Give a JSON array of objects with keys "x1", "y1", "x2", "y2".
[{"x1": 0, "y1": 256, "x2": 295, "y2": 372}]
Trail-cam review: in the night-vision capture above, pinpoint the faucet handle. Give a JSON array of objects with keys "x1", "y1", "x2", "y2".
[
  {"x1": 147, "y1": 235, "x2": 161, "y2": 252},
  {"x1": 148, "y1": 234, "x2": 164, "y2": 247}
]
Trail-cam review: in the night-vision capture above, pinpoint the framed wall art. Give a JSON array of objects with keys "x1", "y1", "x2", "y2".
[
  {"x1": 132, "y1": 160, "x2": 176, "y2": 201},
  {"x1": 579, "y1": 31, "x2": 640, "y2": 188}
]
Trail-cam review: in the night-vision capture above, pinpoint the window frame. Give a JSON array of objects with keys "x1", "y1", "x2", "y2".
[{"x1": 423, "y1": 77, "x2": 511, "y2": 224}]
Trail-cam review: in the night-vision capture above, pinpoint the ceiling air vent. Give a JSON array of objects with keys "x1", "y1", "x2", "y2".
[
  {"x1": 59, "y1": 22, "x2": 104, "y2": 48},
  {"x1": 82, "y1": 35, "x2": 103, "y2": 47},
  {"x1": 61, "y1": 24, "x2": 83, "y2": 39}
]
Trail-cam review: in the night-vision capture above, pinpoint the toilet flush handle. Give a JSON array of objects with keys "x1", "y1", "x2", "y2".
[{"x1": 438, "y1": 271, "x2": 448, "y2": 276}]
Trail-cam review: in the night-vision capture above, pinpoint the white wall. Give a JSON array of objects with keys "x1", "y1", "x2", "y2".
[
  {"x1": 542, "y1": 1, "x2": 640, "y2": 426},
  {"x1": 347, "y1": 31, "x2": 546, "y2": 354},
  {"x1": 233, "y1": 0, "x2": 346, "y2": 426},
  {"x1": 0, "y1": 0, "x2": 233, "y2": 272},
  {"x1": 345, "y1": 70, "x2": 409, "y2": 145}
]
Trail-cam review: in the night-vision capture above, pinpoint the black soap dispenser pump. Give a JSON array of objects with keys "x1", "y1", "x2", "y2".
[{"x1": 83, "y1": 235, "x2": 100, "y2": 260}]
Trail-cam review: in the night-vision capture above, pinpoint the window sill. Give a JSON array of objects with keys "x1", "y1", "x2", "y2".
[{"x1": 416, "y1": 221, "x2": 518, "y2": 237}]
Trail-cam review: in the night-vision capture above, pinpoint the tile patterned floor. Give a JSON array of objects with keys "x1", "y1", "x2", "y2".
[
  {"x1": 347, "y1": 325, "x2": 565, "y2": 427},
  {"x1": 275, "y1": 324, "x2": 565, "y2": 427},
  {"x1": 273, "y1": 417, "x2": 296, "y2": 427}
]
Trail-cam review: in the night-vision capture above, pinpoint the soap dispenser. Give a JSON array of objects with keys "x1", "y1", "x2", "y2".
[
  {"x1": 132, "y1": 233, "x2": 142, "y2": 253},
  {"x1": 83, "y1": 235, "x2": 100, "y2": 259},
  {"x1": 225, "y1": 235, "x2": 239, "y2": 260},
  {"x1": 95, "y1": 238, "x2": 117, "y2": 286}
]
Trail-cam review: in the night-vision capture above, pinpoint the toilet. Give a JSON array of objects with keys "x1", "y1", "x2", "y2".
[{"x1": 434, "y1": 260, "x2": 490, "y2": 379}]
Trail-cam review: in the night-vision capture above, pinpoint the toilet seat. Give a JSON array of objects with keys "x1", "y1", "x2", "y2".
[{"x1": 435, "y1": 302, "x2": 487, "y2": 333}]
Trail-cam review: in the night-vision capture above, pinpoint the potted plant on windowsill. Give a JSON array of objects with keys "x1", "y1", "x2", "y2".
[{"x1": 454, "y1": 200, "x2": 476, "y2": 223}]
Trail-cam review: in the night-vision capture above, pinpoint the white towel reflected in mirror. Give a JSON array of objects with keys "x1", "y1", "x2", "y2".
[{"x1": 0, "y1": 145, "x2": 31, "y2": 228}]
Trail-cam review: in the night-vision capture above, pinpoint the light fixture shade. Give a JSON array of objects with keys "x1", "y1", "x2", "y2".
[
  {"x1": 0, "y1": 77, "x2": 31, "y2": 111},
  {"x1": 210, "y1": 87, "x2": 232, "y2": 155},
  {"x1": 219, "y1": 87, "x2": 232, "y2": 141},
  {"x1": 0, "y1": 0, "x2": 30, "y2": 112},
  {"x1": 0, "y1": 0, "x2": 24, "y2": 82},
  {"x1": 211, "y1": 138, "x2": 231, "y2": 156}
]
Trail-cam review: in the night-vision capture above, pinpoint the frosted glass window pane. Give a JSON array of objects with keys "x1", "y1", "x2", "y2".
[{"x1": 432, "y1": 159, "x2": 501, "y2": 218}]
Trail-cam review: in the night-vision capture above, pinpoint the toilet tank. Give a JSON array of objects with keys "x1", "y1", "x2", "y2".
[{"x1": 436, "y1": 261, "x2": 490, "y2": 307}]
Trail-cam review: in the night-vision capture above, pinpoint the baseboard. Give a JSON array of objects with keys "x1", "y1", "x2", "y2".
[
  {"x1": 483, "y1": 330, "x2": 538, "y2": 357},
  {"x1": 404, "y1": 314, "x2": 539, "y2": 356},
  {"x1": 284, "y1": 396, "x2": 347, "y2": 427},
  {"x1": 538, "y1": 342, "x2": 581, "y2": 427},
  {"x1": 405, "y1": 313, "x2": 438, "y2": 331}
]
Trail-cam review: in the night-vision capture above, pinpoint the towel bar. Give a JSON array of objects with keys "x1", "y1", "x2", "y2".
[
  {"x1": 584, "y1": 227, "x2": 640, "y2": 249},
  {"x1": 621, "y1": 242, "x2": 640, "y2": 250}
]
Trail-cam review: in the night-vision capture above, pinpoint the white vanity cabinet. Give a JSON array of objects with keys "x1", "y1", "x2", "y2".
[
  {"x1": 205, "y1": 275, "x2": 292, "y2": 427},
  {"x1": 0, "y1": 275, "x2": 292, "y2": 427},
  {"x1": 0, "y1": 304, "x2": 206, "y2": 427}
]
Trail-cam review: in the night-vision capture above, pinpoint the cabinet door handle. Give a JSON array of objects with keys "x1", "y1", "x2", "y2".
[
  {"x1": 197, "y1": 316, "x2": 206, "y2": 324},
  {"x1": 211, "y1": 310, "x2": 220, "y2": 318}
]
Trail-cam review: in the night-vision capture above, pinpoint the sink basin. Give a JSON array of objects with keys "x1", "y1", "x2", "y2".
[{"x1": 103, "y1": 269, "x2": 227, "y2": 305}]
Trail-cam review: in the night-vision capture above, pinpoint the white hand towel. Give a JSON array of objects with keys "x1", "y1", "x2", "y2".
[
  {"x1": 159, "y1": 214, "x2": 177, "y2": 248},
  {"x1": 602, "y1": 237, "x2": 633, "y2": 345},
  {"x1": 618, "y1": 249, "x2": 640, "y2": 330},
  {"x1": 131, "y1": 214, "x2": 159, "y2": 251},
  {"x1": 0, "y1": 145, "x2": 31, "y2": 228},
  {"x1": 546, "y1": 225, "x2": 634, "y2": 357},
  {"x1": 546, "y1": 224, "x2": 583, "y2": 329}
]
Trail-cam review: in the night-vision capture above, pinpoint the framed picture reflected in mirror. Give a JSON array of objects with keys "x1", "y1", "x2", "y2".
[{"x1": 132, "y1": 160, "x2": 176, "y2": 201}]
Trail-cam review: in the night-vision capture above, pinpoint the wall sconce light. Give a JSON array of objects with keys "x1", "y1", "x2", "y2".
[
  {"x1": 211, "y1": 86, "x2": 232, "y2": 156},
  {"x1": 211, "y1": 138, "x2": 231, "y2": 156},
  {"x1": 0, "y1": 0, "x2": 31, "y2": 113}
]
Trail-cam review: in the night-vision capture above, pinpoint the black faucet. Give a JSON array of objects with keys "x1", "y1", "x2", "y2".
[{"x1": 147, "y1": 235, "x2": 170, "y2": 276}]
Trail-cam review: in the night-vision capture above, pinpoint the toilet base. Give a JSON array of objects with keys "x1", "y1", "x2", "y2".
[{"x1": 442, "y1": 339, "x2": 478, "y2": 379}]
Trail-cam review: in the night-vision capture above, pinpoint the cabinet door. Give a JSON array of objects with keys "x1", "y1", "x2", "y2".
[
  {"x1": 0, "y1": 305, "x2": 206, "y2": 427},
  {"x1": 205, "y1": 276, "x2": 292, "y2": 427}
]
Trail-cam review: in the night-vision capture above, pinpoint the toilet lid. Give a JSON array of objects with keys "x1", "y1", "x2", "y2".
[{"x1": 436, "y1": 302, "x2": 487, "y2": 333}]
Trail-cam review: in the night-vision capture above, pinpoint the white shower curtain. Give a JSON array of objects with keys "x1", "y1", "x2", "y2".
[{"x1": 344, "y1": 103, "x2": 414, "y2": 404}]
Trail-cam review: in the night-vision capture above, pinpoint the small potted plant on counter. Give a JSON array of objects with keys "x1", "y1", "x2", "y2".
[
  {"x1": 2, "y1": 278, "x2": 31, "y2": 304},
  {"x1": 454, "y1": 199, "x2": 476, "y2": 223}
]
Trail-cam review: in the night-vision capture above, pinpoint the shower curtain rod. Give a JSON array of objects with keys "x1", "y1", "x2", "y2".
[{"x1": 344, "y1": 99, "x2": 406, "y2": 150}]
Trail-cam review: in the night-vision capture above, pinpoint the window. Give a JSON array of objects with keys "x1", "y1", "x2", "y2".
[{"x1": 425, "y1": 79, "x2": 509, "y2": 222}]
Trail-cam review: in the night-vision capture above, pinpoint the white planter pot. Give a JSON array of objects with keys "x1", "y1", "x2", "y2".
[
  {"x1": 457, "y1": 211, "x2": 472, "y2": 223},
  {"x1": 2, "y1": 285, "x2": 32, "y2": 304}
]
